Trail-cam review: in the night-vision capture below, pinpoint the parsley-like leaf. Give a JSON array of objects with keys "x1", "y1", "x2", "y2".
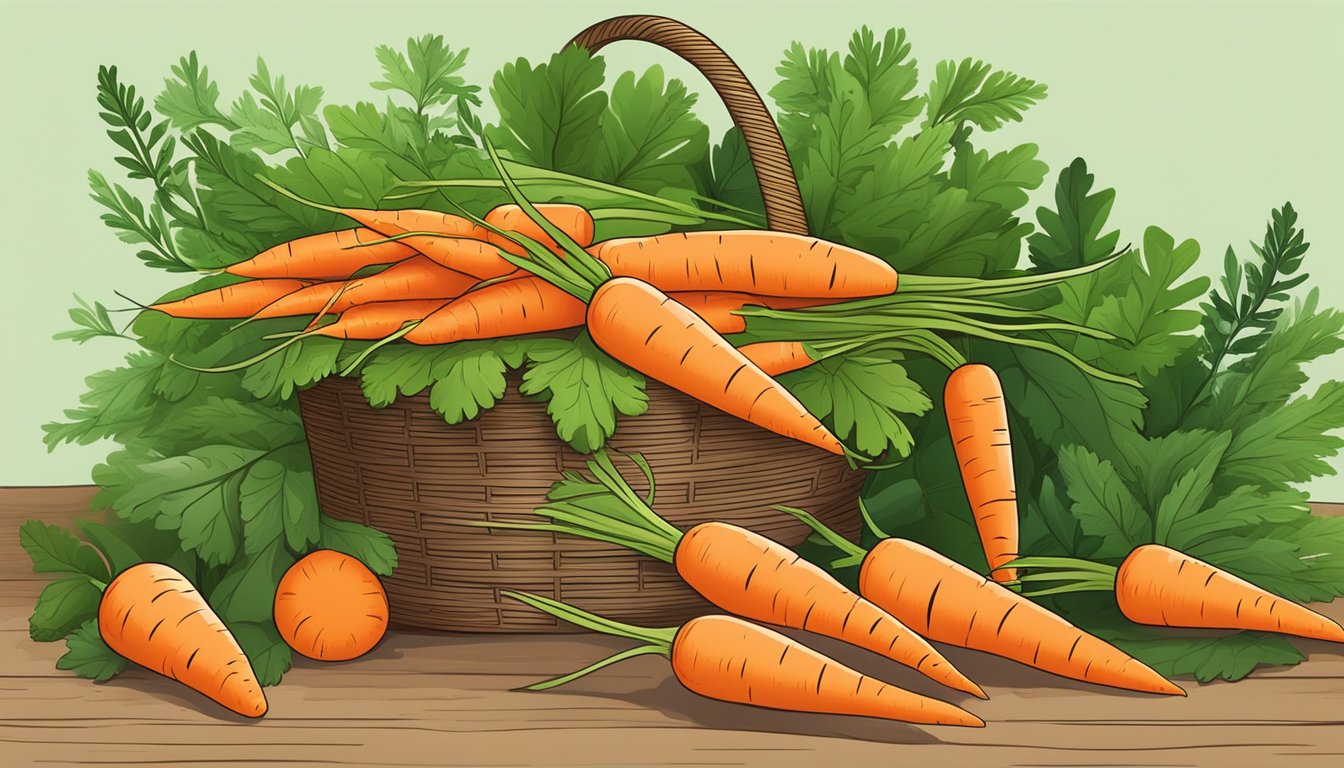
[
  {"x1": 520, "y1": 334, "x2": 648, "y2": 454},
  {"x1": 42, "y1": 352, "x2": 162, "y2": 450},
  {"x1": 486, "y1": 47, "x2": 608, "y2": 174},
  {"x1": 56, "y1": 620, "x2": 127, "y2": 682},
  {"x1": 155, "y1": 51, "x2": 238, "y2": 132},
  {"x1": 594, "y1": 66, "x2": 708, "y2": 194},
  {"x1": 319, "y1": 516, "x2": 399, "y2": 576},
  {"x1": 1056, "y1": 444, "x2": 1149, "y2": 559},
  {"x1": 924, "y1": 57, "x2": 1046, "y2": 133},
  {"x1": 239, "y1": 444, "x2": 319, "y2": 554},
  {"x1": 53, "y1": 295, "x2": 129, "y2": 344},
  {"x1": 19, "y1": 521, "x2": 110, "y2": 581},
  {"x1": 783, "y1": 354, "x2": 931, "y2": 457},
  {"x1": 29, "y1": 578, "x2": 102, "y2": 642}
]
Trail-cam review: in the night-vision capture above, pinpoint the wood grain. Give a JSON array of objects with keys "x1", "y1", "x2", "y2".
[{"x1": 5, "y1": 487, "x2": 1344, "y2": 767}]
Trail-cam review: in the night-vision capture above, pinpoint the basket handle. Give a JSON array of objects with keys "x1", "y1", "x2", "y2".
[{"x1": 565, "y1": 15, "x2": 808, "y2": 235}]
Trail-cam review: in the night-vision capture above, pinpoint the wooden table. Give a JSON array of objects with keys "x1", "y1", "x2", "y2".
[{"x1": 5, "y1": 487, "x2": 1344, "y2": 767}]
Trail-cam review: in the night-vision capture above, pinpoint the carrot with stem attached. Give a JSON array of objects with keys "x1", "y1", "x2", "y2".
[
  {"x1": 98, "y1": 562, "x2": 267, "y2": 717},
  {"x1": 225, "y1": 228, "x2": 417, "y2": 279},
  {"x1": 779, "y1": 509, "x2": 1186, "y2": 696},
  {"x1": 588, "y1": 231, "x2": 899, "y2": 298},
  {"x1": 471, "y1": 450, "x2": 984, "y2": 699},
  {"x1": 149, "y1": 279, "x2": 315, "y2": 319},
  {"x1": 403, "y1": 276, "x2": 587, "y2": 345},
  {"x1": 944, "y1": 364, "x2": 1019, "y2": 583},
  {"x1": 247, "y1": 256, "x2": 479, "y2": 320},
  {"x1": 459, "y1": 139, "x2": 847, "y2": 456},
  {"x1": 1009, "y1": 545, "x2": 1344, "y2": 643},
  {"x1": 506, "y1": 591, "x2": 985, "y2": 728}
]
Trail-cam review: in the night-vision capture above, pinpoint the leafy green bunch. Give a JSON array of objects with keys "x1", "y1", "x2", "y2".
[{"x1": 856, "y1": 158, "x2": 1344, "y2": 681}]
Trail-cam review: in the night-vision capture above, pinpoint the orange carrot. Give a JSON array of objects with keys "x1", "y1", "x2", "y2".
[
  {"x1": 350, "y1": 203, "x2": 597, "y2": 280},
  {"x1": 226, "y1": 229, "x2": 415, "y2": 279},
  {"x1": 1113, "y1": 545, "x2": 1344, "y2": 642},
  {"x1": 403, "y1": 276, "x2": 586, "y2": 345},
  {"x1": 308, "y1": 299, "x2": 453, "y2": 340},
  {"x1": 150, "y1": 279, "x2": 314, "y2": 319},
  {"x1": 484, "y1": 203, "x2": 594, "y2": 256},
  {"x1": 739, "y1": 341, "x2": 815, "y2": 376},
  {"x1": 860, "y1": 538, "x2": 1184, "y2": 696},
  {"x1": 273, "y1": 550, "x2": 389, "y2": 661},
  {"x1": 677, "y1": 522, "x2": 983, "y2": 697},
  {"x1": 507, "y1": 592, "x2": 984, "y2": 728},
  {"x1": 98, "y1": 562, "x2": 267, "y2": 717},
  {"x1": 249, "y1": 256, "x2": 480, "y2": 320},
  {"x1": 586, "y1": 278, "x2": 844, "y2": 455},
  {"x1": 589, "y1": 231, "x2": 899, "y2": 298},
  {"x1": 944, "y1": 364, "x2": 1019, "y2": 582}
]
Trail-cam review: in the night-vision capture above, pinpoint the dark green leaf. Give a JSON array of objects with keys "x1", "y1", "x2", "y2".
[
  {"x1": 486, "y1": 47, "x2": 608, "y2": 174},
  {"x1": 56, "y1": 620, "x2": 127, "y2": 681},
  {"x1": 319, "y1": 516, "x2": 398, "y2": 576},
  {"x1": 18, "y1": 521, "x2": 110, "y2": 581},
  {"x1": 30, "y1": 578, "x2": 103, "y2": 642}
]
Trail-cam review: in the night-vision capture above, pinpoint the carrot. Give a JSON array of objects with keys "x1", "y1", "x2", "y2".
[
  {"x1": 669, "y1": 292, "x2": 844, "y2": 334},
  {"x1": 484, "y1": 203, "x2": 594, "y2": 256},
  {"x1": 476, "y1": 451, "x2": 984, "y2": 698},
  {"x1": 226, "y1": 228, "x2": 416, "y2": 279},
  {"x1": 588, "y1": 231, "x2": 899, "y2": 298},
  {"x1": 338, "y1": 203, "x2": 596, "y2": 281},
  {"x1": 506, "y1": 591, "x2": 984, "y2": 728},
  {"x1": 98, "y1": 562, "x2": 267, "y2": 717},
  {"x1": 403, "y1": 275, "x2": 587, "y2": 345},
  {"x1": 944, "y1": 364, "x2": 1019, "y2": 582},
  {"x1": 859, "y1": 538, "x2": 1184, "y2": 695},
  {"x1": 150, "y1": 279, "x2": 314, "y2": 319},
  {"x1": 738, "y1": 341, "x2": 816, "y2": 376},
  {"x1": 777, "y1": 508, "x2": 1186, "y2": 695},
  {"x1": 587, "y1": 278, "x2": 844, "y2": 455},
  {"x1": 309, "y1": 299, "x2": 454, "y2": 340},
  {"x1": 273, "y1": 550, "x2": 389, "y2": 661},
  {"x1": 1012, "y1": 545, "x2": 1344, "y2": 643},
  {"x1": 248, "y1": 256, "x2": 480, "y2": 320}
]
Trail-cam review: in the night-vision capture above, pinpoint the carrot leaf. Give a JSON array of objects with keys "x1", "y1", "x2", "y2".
[
  {"x1": 57, "y1": 620, "x2": 128, "y2": 682},
  {"x1": 485, "y1": 46, "x2": 608, "y2": 176},
  {"x1": 318, "y1": 517, "x2": 399, "y2": 576},
  {"x1": 780, "y1": 353, "x2": 931, "y2": 459},
  {"x1": 19, "y1": 521, "x2": 111, "y2": 582},
  {"x1": 29, "y1": 578, "x2": 103, "y2": 643},
  {"x1": 519, "y1": 334, "x2": 649, "y2": 455}
]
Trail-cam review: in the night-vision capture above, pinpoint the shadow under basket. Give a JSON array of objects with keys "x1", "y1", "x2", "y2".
[{"x1": 297, "y1": 375, "x2": 865, "y2": 632}]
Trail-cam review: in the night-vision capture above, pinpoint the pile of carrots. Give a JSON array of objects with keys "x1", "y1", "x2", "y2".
[{"x1": 477, "y1": 449, "x2": 1344, "y2": 728}]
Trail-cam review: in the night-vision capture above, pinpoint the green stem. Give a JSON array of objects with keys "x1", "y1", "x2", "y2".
[
  {"x1": 773, "y1": 505, "x2": 869, "y2": 561},
  {"x1": 897, "y1": 249, "x2": 1129, "y2": 297},
  {"x1": 338, "y1": 322, "x2": 419, "y2": 376},
  {"x1": 503, "y1": 590, "x2": 677, "y2": 648},
  {"x1": 522, "y1": 644, "x2": 670, "y2": 691}
]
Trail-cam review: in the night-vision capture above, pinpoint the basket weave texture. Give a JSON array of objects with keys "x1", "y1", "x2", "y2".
[{"x1": 299, "y1": 375, "x2": 864, "y2": 631}]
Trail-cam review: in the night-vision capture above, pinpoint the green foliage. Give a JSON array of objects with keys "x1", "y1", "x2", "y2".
[
  {"x1": 594, "y1": 66, "x2": 708, "y2": 194},
  {"x1": 520, "y1": 334, "x2": 649, "y2": 454},
  {"x1": 924, "y1": 57, "x2": 1047, "y2": 134},
  {"x1": 783, "y1": 353, "x2": 932, "y2": 458},
  {"x1": 19, "y1": 521, "x2": 110, "y2": 582},
  {"x1": 487, "y1": 47, "x2": 608, "y2": 175},
  {"x1": 57, "y1": 620, "x2": 127, "y2": 682},
  {"x1": 54, "y1": 295, "x2": 128, "y2": 344}
]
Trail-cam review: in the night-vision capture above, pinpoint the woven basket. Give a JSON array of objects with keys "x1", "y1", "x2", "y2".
[{"x1": 298, "y1": 15, "x2": 865, "y2": 632}]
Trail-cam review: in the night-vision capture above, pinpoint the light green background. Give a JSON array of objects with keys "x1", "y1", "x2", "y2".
[{"x1": 2, "y1": 0, "x2": 1341, "y2": 498}]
